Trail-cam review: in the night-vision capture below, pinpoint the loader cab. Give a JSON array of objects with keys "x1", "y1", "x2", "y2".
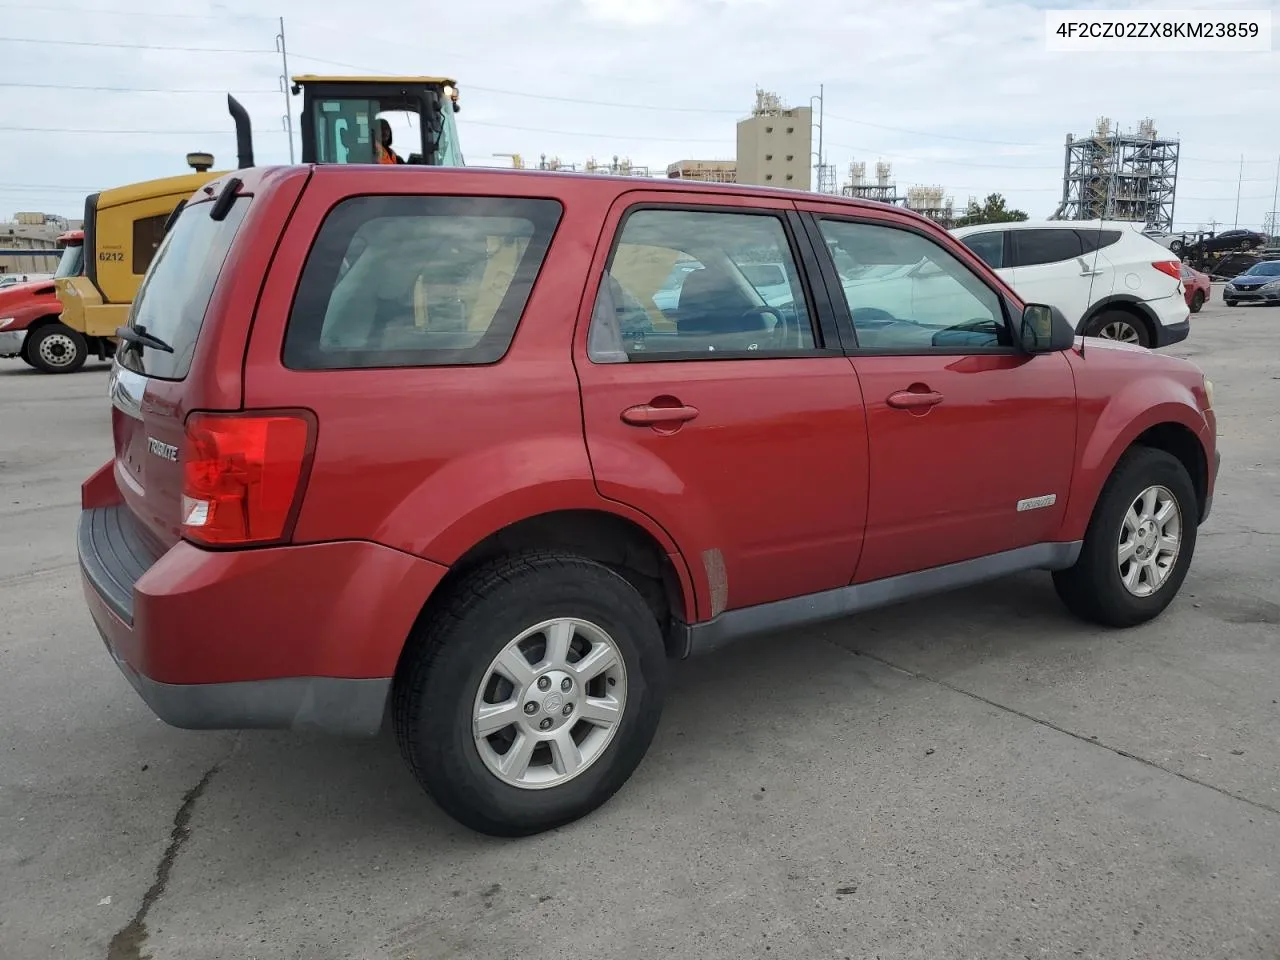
[{"x1": 292, "y1": 75, "x2": 464, "y2": 167}]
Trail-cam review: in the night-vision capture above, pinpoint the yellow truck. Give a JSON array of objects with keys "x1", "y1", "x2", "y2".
[{"x1": 49, "y1": 76, "x2": 464, "y2": 373}]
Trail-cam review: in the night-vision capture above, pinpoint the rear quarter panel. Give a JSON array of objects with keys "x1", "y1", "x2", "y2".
[
  {"x1": 240, "y1": 170, "x2": 694, "y2": 599},
  {"x1": 1058, "y1": 340, "x2": 1213, "y2": 540}
]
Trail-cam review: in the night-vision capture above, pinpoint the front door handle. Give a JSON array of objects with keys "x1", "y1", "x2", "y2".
[
  {"x1": 886, "y1": 390, "x2": 943, "y2": 410},
  {"x1": 620, "y1": 402, "x2": 700, "y2": 426}
]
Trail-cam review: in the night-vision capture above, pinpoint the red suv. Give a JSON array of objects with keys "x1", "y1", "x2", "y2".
[{"x1": 78, "y1": 167, "x2": 1220, "y2": 836}]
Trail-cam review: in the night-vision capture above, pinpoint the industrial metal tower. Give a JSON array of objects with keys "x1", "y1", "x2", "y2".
[{"x1": 1055, "y1": 117, "x2": 1180, "y2": 231}]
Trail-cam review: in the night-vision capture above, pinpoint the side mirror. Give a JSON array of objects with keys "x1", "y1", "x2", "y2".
[{"x1": 1018, "y1": 303, "x2": 1075, "y2": 354}]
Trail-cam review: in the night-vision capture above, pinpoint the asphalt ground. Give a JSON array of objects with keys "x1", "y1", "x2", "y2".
[{"x1": 2, "y1": 287, "x2": 1277, "y2": 960}]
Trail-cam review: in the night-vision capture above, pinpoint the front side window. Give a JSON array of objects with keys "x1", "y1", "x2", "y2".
[
  {"x1": 283, "y1": 195, "x2": 562, "y2": 370},
  {"x1": 1011, "y1": 228, "x2": 1083, "y2": 267},
  {"x1": 959, "y1": 230, "x2": 1004, "y2": 269},
  {"x1": 587, "y1": 208, "x2": 817, "y2": 363},
  {"x1": 818, "y1": 219, "x2": 1010, "y2": 352}
]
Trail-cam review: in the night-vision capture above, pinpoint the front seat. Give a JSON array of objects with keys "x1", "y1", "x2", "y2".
[{"x1": 675, "y1": 265, "x2": 763, "y2": 334}]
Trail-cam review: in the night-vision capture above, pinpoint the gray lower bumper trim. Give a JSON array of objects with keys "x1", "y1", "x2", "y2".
[{"x1": 112, "y1": 654, "x2": 390, "y2": 736}]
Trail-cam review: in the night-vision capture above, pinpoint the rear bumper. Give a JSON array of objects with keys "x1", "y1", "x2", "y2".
[
  {"x1": 1148, "y1": 293, "x2": 1191, "y2": 347},
  {"x1": 78, "y1": 504, "x2": 449, "y2": 736},
  {"x1": 0, "y1": 329, "x2": 27, "y2": 358}
]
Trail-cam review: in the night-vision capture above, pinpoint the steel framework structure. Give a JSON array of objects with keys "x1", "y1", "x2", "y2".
[{"x1": 1055, "y1": 117, "x2": 1179, "y2": 231}]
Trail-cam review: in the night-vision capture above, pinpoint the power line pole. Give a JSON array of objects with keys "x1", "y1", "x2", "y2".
[
  {"x1": 1233, "y1": 154, "x2": 1243, "y2": 229},
  {"x1": 276, "y1": 17, "x2": 295, "y2": 163},
  {"x1": 1270, "y1": 153, "x2": 1279, "y2": 236},
  {"x1": 809, "y1": 85, "x2": 826, "y2": 193}
]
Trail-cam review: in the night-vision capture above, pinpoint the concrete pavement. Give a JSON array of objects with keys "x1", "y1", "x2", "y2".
[{"x1": 1, "y1": 292, "x2": 1277, "y2": 959}]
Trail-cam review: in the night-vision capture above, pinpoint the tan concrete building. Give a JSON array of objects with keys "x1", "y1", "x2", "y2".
[
  {"x1": 0, "y1": 212, "x2": 81, "y2": 277},
  {"x1": 666, "y1": 159, "x2": 737, "y2": 183},
  {"x1": 735, "y1": 90, "x2": 812, "y2": 191}
]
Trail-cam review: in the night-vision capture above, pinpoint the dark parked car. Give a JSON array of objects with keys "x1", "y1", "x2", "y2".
[{"x1": 1223, "y1": 261, "x2": 1280, "y2": 306}]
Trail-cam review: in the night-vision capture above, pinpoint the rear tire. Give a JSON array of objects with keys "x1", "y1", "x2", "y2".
[
  {"x1": 1189, "y1": 291, "x2": 1205, "y2": 313},
  {"x1": 27, "y1": 323, "x2": 87, "y2": 374},
  {"x1": 1084, "y1": 309, "x2": 1150, "y2": 347},
  {"x1": 1053, "y1": 447, "x2": 1198, "y2": 628},
  {"x1": 392, "y1": 551, "x2": 668, "y2": 837}
]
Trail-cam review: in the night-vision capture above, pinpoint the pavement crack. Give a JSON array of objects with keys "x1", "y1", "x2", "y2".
[
  {"x1": 833, "y1": 642, "x2": 1280, "y2": 819},
  {"x1": 106, "y1": 751, "x2": 229, "y2": 960}
]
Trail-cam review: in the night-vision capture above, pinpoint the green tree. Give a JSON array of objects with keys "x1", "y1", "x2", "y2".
[{"x1": 954, "y1": 192, "x2": 1029, "y2": 227}]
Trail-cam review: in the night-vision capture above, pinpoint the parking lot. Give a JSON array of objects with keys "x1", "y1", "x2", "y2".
[{"x1": 1, "y1": 288, "x2": 1277, "y2": 960}]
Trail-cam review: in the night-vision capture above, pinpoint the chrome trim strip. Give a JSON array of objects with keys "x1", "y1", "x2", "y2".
[{"x1": 107, "y1": 362, "x2": 147, "y2": 422}]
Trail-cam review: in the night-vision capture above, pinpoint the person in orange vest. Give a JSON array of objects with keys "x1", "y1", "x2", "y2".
[{"x1": 375, "y1": 118, "x2": 403, "y2": 165}]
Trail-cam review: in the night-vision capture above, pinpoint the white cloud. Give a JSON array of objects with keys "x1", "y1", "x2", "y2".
[{"x1": 0, "y1": 0, "x2": 1276, "y2": 230}]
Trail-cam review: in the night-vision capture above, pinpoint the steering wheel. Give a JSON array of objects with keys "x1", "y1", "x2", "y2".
[{"x1": 738, "y1": 305, "x2": 789, "y2": 347}]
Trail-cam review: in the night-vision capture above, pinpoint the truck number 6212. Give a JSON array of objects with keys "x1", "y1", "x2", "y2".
[{"x1": 98, "y1": 251, "x2": 125, "y2": 262}]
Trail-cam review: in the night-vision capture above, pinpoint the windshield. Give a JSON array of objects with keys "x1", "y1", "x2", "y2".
[
  {"x1": 54, "y1": 242, "x2": 84, "y2": 279},
  {"x1": 1244, "y1": 262, "x2": 1280, "y2": 276},
  {"x1": 119, "y1": 195, "x2": 250, "y2": 381}
]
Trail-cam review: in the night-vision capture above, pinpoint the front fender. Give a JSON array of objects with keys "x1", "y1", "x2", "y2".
[{"x1": 1059, "y1": 378, "x2": 1208, "y2": 540}]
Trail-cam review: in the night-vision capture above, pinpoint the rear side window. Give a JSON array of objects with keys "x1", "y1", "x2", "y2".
[
  {"x1": 283, "y1": 195, "x2": 562, "y2": 370},
  {"x1": 132, "y1": 214, "x2": 169, "y2": 275},
  {"x1": 118, "y1": 196, "x2": 250, "y2": 381},
  {"x1": 1010, "y1": 229, "x2": 1082, "y2": 267},
  {"x1": 1077, "y1": 229, "x2": 1122, "y2": 253}
]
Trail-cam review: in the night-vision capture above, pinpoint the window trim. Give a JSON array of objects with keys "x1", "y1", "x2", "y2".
[
  {"x1": 586, "y1": 201, "x2": 846, "y2": 365},
  {"x1": 800, "y1": 211, "x2": 1021, "y2": 357},
  {"x1": 280, "y1": 193, "x2": 564, "y2": 372}
]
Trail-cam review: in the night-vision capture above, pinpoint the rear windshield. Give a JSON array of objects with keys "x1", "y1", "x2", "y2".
[
  {"x1": 282, "y1": 195, "x2": 562, "y2": 370},
  {"x1": 117, "y1": 195, "x2": 250, "y2": 381}
]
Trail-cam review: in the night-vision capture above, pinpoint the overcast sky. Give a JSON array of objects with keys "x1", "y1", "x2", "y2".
[{"x1": 1, "y1": 0, "x2": 1277, "y2": 231}]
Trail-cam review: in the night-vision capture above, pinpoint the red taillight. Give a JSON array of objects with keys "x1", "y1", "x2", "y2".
[
  {"x1": 1152, "y1": 260, "x2": 1182, "y2": 280},
  {"x1": 181, "y1": 411, "x2": 313, "y2": 547}
]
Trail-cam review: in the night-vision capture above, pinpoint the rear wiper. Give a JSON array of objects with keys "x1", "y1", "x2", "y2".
[{"x1": 114, "y1": 325, "x2": 174, "y2": 353}]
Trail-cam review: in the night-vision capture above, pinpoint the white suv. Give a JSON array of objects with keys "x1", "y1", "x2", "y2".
[{"x1": 950, "y1": 220, "x2": 1189, "y2": 348}]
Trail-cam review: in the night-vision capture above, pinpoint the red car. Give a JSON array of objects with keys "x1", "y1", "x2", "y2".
[
  {"x1": 1181, "y1": 262, "x2": 1211, "y2": 313},
  {"x1": 78, "y1": 166, "x2": 1220, "y2": 837}
]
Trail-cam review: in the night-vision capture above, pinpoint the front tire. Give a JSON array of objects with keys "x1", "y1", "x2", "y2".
[
  {"x1": 1084, "y1": 309, "x2": 1150, "y2": 347},
  {"x1": 393, "y1": 552, "x2": 668, "y2": 837},
  {"x1": 27, "y1": 323, "x2": 87, "y2": 374},
  {"x1": 1053, "y1": 447, "x2": 1198, "y2": 628},
  {"x1": 1225, "y1": 299, "x2": 1239, "y2": 307},
  {"x1": 1189, "y1": 290, "x2": 1205, "y2": 313}
]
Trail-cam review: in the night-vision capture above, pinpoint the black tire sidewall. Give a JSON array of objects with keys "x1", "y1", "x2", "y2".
[
  {"x1": 1087, "y1": 310, "x2": 1151, "y2": 348},
  {"x1": 29, "y1": 324, "x2": 87, "y2": 374},
  {"x1": 405, "y1": 556, "x2": 667, "y2": 835},
  {"x1": 1190, "y1": 291, "x2": 1204, "y2": 313},
  {"x1": 1078, "y1": 449, "x2": 1198, "y2": 624}
]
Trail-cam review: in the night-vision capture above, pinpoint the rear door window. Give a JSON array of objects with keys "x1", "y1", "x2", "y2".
[
  {"x1": 117, "y1": 196, "x2": 250, "y2": 381},
  {"x1": 1010, "y1": 229, "x2": 1083, "y2": 267},
  {"x1": 282, "y1": 195, "x2": 562, "y2": 370}
]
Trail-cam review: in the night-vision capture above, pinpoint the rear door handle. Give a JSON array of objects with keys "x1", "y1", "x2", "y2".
[
  {"x1": 886, "y1": 390, "x2": 943, "y2": 409},
  {"x1": 620, "y1": 402, "x2": 700, "y2": 426}
]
